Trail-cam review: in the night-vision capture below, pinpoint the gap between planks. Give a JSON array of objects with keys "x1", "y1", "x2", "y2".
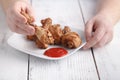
[
  {"x1": 27, "y1": 55, "x2": 30, "y2": 80},
  {"x1": 27, "y1": 0, "x2": 32, "y2": 80},
  {"x1": 78, "y1": 0, "x2": 100, "y2": 80}
]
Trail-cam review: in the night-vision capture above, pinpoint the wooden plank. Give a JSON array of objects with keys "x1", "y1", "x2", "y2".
[
  {"x1": 29, "y1": 0, "x2": 99, "y2": 80},
  {"x1": 0, "y1": 7, "x2": 28, "y2": 80},
  {"x1": 80, "y1": 0, "x2": 120, "y2": 80}
]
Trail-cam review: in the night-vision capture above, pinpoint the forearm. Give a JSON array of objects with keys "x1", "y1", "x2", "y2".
[
  {"x1": 98, "y1": 0, "x2": 120, "y2": 24},
  {"x1": 0, "y1": 0, "x2": 28, "y2": 12}
]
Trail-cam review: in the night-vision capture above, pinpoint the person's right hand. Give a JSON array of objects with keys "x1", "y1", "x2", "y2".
[{"x1": 6, "y1": 1, "x2": 35, "y2": 35}]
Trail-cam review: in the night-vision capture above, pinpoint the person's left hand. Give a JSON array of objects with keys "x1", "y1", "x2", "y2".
[{"x1": 83, "y1": 13, "x2": 114, "y2": 49}]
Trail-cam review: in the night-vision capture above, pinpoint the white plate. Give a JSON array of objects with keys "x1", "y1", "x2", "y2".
[{"x1": 7, "y1": 27, "x2": 86, "y2": 60}]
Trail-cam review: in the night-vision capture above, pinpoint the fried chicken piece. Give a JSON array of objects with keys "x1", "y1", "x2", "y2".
[
  {"x1": 35, "y1": 38, "x2": 48, "y2": 49},
  {"x1": 41, "y1": 18, "x2": 52, "y2": 29},
  {"x1": 35, "y1": 26, "x2": 54, "y2": 48},
  {"x1": 61, "y1": 32, "x2": 82, "y2": 48},
  {"x1": 41, "y1": 18, "x2": 63, "y2": 44},
  {"x1": 27, "y1": 35, "x2": 37, "y2": 41},
  {"x1": 48, "y1": 24, "x2": 63, "y2": 44},
  {"x1": 62, "y1": 26, "x2": 71, "y2": 34}
]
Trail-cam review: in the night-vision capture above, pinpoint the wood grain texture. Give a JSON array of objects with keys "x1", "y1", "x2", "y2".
[
  {"x1": 80, "y1": 0, "x2": 120, "y2": 80},
  {"x1": 0, "y1": 7, "x2": 28, "y2": 80},
  {"x1": 29, "y1": 0, "x2": 99, "y2": 80}
]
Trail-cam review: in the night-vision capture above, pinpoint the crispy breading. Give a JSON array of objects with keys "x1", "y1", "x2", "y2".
[
  {"x1": 27, "y1": 35, "x2": 37, "y2": 41},
  {"x1": 41, "y1": 18, "x2": 52, "y2": 29},
  {"x1": 62, "y1": 26, "x2": 71, "y2": 34},
  {"x1": 35, "y1": 26, "x2": 54, "y2": 45},
  {"x1": 61, "y1": 32, "x2": 82, "y2": 48},
  {"x1": 48, "y1": 24, "x2": 63, "y2": 44}
]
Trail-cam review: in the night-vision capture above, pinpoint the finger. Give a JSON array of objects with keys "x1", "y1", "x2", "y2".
[
  {"x1": 94, "y1": 32, "x2": 113, "y2": 48},
  {"x1": 85, "y1": 20, "x2": 94, "y2": 41},
  {"x1": 83, "y1": 26, "x2": 105, "y2": 49},
  {"x1": 93, "y1": 33, "x2": 107, "y2": 48},
  {"x1": 15, "y1": 26, "x2": 30, "y2": 35},
  {"x1": 16, "y1": 21, "x2": 35, "y2": 35},
  {"x1": 7, "y1": 19, "x2": 30, "y2": 35},
  {"x1": 26, "y1": 7, "x2": 35, "y2": 21},
  {"x1": 11, "y1": 25, "x2": 30, "y2": 35},
  {"x1": 8, "y1": 13, "x2": 35, "y2": 35},
  {"x1": 12, "y1": 10, "x2": 27, "y2": 23},
  {"x1": 7, "y1": 15, "x2": 28, "y2": 32}
]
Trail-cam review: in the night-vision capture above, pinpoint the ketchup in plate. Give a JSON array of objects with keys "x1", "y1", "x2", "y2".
[{"x1": 44, "y1": 48, "x2": 68, "y2": 58}]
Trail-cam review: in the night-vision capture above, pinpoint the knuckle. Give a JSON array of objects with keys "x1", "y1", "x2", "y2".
[
  {"x1": 20, "y1": 17, "x2": 26, "y2": 21},
  {"x1": 97, "y1": 42, "x2": 103, "y2": 47},
  {"x1": 24, "y1": 26, "x2": 29, "y2": 30},
  {"x1": 17, "y1": 16, "x2": 23, "y2": 21},
  {"x1": 86, "y1": 19, "x2": 93, "y2": 25},
  {"x1": 94, "y1": 36, "x2": 100, "y2": 41}
]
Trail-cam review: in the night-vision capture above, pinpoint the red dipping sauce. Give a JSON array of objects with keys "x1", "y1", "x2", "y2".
[{"x1": 44, "y1": 48, "x2": 68, "y2": 58}]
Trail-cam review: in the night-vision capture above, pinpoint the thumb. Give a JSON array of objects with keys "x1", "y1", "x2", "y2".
[{"x1": 85, "y1": 20, "x2": 94, "y2": 42}]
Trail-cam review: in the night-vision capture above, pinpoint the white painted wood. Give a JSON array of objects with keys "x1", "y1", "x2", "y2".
[
  {"x1": 0, "y1": 7, "x2": 28, "y2": 80},
  {"x1": 29, "y1": 0, "x2": 99, "y2": 80},
  {"x1": 80, "y1": 0, "x2": 120, "y2": 80}
]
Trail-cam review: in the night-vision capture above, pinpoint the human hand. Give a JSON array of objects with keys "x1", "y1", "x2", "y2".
[
  {"x1": 83, "y1": 13, "x2": 114, "y2": 49},
  {"x1": 6, "y1": 1, "x2": 35, "y2": 35}
]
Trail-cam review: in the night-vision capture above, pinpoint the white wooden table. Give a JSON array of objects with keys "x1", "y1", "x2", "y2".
[{"x1": 0, "y1": 0, "x2": 120, "y2": 80}]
